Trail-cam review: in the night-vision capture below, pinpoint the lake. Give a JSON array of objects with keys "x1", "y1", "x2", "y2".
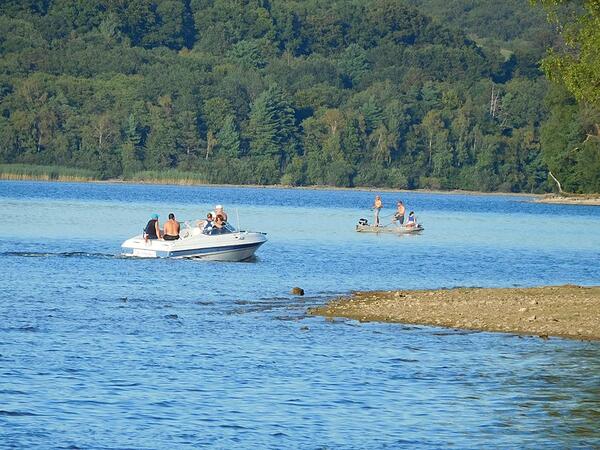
[{"x1": 1, "y1": 181, "x2": 599, "y2": 448}]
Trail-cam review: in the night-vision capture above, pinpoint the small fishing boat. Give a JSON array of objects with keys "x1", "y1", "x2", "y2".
[
  {"x1": 355, "y1": 218, "x2": 424, "y2": 234},
  {"x1": 355, "y1": 223, "x2": 424, "y2": 234},
  {"x1": 121, "y1": 222, "x2": 267, "y2": 261}
]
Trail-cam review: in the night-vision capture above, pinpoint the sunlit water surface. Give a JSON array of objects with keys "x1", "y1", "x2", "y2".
[{"x1": 1, "y1": 181, "x2": 599, "y2": 448}]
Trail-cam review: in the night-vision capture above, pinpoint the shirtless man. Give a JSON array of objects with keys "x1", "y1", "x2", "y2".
[
  {"x1": 163, "y1": 213, "x2": 180, "y2": 240},
  {"x1": 394, "y1": 200, "x2": 406, "y2": 225},
  {"x1": 373, "y1": 195, "x2": 383, "y2": 226}
]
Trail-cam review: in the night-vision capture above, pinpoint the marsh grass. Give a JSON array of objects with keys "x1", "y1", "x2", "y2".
[
  {"x1": 0, "y1": 164, "x2": 97, "y2": 181},
  {"x1": 127, "y1": 170, "x2": 209, "y2": 185}
]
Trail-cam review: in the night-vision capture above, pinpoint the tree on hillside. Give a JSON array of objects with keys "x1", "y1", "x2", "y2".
[
  {"x1": 534, "y1": 0, "x2": 600, "y2": 192},
  {"x1": 246, "y1": 84, "x2": 299, "y2": 175},
  {"x1": 216, "y1": 115, "x2": 241, "y2": 159},
  {"x1": 533, "y1": 0, "x2": 600, "y2": 106}
]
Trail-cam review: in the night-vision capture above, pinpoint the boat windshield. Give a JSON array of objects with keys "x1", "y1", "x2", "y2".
[{"x1": 210, "y1": 223, "x2": 236, "y2": 235}]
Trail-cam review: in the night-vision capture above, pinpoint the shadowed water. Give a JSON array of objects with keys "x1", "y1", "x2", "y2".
[{"x1": 1, "y1": 181, "x2": 599, "y2": 449}]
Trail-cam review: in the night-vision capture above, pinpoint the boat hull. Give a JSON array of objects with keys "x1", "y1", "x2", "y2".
[
  {"x1": 356, "y1": 224, "x2": 424, "y2": 234},
  {"x1": 121, "y1": 231, "x2": 267, "y2": 261}
]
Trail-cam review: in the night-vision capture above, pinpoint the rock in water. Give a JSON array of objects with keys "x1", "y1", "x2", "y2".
[{"x1": 291, "y1": 287, "x2": 305, "y2": 296}]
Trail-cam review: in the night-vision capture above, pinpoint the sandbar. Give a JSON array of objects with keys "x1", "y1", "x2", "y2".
[
  {"x1": 535, "y1": 194, "x2": 600, "y2": 206},
  {"x1": 308, "y1": 285, "x2": 600, "y2": 341}
]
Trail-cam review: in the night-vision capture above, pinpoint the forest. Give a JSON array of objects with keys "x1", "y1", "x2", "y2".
[{"x1": 0, "y1": 0, "x2": 598, "y2": 192}]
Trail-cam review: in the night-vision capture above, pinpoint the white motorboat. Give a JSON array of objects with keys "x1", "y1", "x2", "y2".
[{"x1": 121, "y1": 222, "x2": 267, "y2": 261}]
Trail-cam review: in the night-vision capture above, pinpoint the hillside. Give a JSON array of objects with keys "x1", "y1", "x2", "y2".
[{"x1": 0, "y1": 0, "x2": 596, "y2": 192}]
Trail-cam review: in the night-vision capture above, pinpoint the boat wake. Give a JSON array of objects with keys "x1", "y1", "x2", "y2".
[{"x1": 1, "y1": 251, "x2": 117, "y2": 259}]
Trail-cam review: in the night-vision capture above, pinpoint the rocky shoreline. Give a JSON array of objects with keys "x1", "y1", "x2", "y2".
[
  {"x1": 308, "y1": 285, "x2": 600, "y2": 341},
  {"x1": 535, "y1": 194, "x2": 600, "y2": 206}
]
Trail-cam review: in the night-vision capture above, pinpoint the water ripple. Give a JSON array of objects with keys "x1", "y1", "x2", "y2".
[
  {"x1": 0, "y1": 410, "x2": 37, "y2": 416},
  {"x1": 1, "y1": 182, "x2": 600, "y2": 449}
]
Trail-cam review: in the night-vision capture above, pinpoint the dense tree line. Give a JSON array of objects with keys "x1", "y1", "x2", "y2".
[{"x1": 0, "y1": 0, "x2": 597, "y2": 192}]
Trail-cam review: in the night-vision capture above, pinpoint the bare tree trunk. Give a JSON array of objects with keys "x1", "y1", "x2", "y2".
[
  {"x1": 490, "y1": 86, "x2": 499, "y2": 118},
  {"x1": 428, "y1": 137, "x2": 432, "y2": 168},
  {"x1": 205, "y1": 131, "x2": 216, "y2": 160},
  {"x1": 549, "y1": 171, "x2": 563, "y2": 194}
]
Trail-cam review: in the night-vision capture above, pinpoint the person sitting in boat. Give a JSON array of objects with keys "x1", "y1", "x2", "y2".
[
  {"x1": 405, "y1": 211, "x2": 417, "y2": 228},
  {"x1": 144, "y1": 213, "x2": 161, "y2": 242},
  {"x1": 163, "y1": 213, "x2": 180, "y2": 240},
  {"x1": 393, "y1": 200, "x2": 405, "y2": 225},
  {"x1": 197, "y1": 212, "x2": 214, "y2": 234},
  {"x1": 211, "y1": 214, "x2": 226, "y2": 234},
  {"x1": 215, "y1": 204, "x2": 228, "y2": 222},
  {"x1": 373, "y1": 195, "x2": 383, "y2": 226}
]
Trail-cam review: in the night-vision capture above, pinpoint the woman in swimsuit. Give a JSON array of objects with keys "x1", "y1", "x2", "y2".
[{"x1": 405, "y1": 211, "x2": 417, "y2": 228}]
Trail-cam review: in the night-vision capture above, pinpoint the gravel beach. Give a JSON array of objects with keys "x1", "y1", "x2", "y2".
[
  {"x1": 309, "y1": 285, "x2": 600, "y2": 341},
  {"x1": 535, "y1": 194, "x2": 600, "y2": 206}
]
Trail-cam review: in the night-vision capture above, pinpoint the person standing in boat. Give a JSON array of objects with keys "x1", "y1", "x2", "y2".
[
  {"x1": 144, "y1": 213, "x2": 161, "y2": 242},
  {"x1": 393, "y1": 200, "x2": 406, "y2": 225},
  {"x1": 163, "y1": 213, "x2": 180, "y2": 240},
  {"x1": 373, "y1": 195, "x2": 383, "y2": 226}
]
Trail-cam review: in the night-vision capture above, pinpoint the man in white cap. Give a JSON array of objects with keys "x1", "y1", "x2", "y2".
[{"x1": 215, "y1": 204, "x2": 228, "y2": 222}]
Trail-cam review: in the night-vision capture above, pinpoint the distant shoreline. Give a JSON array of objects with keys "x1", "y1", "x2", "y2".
[
  {"x1": 3, "y1": 170, "x2": 600, "y2": 204},
  {"x1": 0, "y1": 172, "x2": 540, "y2": 199},
  {"x1": 308, "y1": 285, "x2": 600, "y2": 341}
]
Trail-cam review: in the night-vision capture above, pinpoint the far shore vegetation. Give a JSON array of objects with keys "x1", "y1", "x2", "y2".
[
  {"x1": 0, "y1": 164, "x2": 97, "y2": 182},
  {"x1": 4, "y1": 164, "x2": 600, "y2": 204},
  {"x1": 0, "y1": 1, "x2": 598, "y2": 194},
  {"x1": 0, "y1": 162, "x2": 546, "y2": 193},
  {"x1": 0, "y1": 164, "x2": 210, "y2": 185}
]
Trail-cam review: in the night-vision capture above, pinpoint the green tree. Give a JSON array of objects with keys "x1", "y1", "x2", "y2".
[
  {"x1": 533, "y1": 0, "x2": 600, "y2": 106},
  {"x1": 121, "y1": 113, "x2": 144, "y2": 174},
  {"x1": 246, "y1": 84, "x2": 299, "y2": 173},
  {"x1": 338, "y1": 44, "x2": 370, "y2": 87},
  {"x1": 216, "y1": 115, "x2": 241, "y2": 159}
]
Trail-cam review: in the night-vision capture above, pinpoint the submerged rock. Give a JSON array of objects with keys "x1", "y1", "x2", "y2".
[{"x1": 291, "y1": 287, "x2": 305, "y2": 296}]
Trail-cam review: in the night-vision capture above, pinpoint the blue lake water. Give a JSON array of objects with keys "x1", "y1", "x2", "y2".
[{"x1": 1, "y1": 180, "x2": 599, "y2": 449}]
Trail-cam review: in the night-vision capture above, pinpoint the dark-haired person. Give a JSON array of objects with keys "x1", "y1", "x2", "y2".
[
  {"x1": 215, "y1": 204, "x2": 228, "y2": 222},
  {"x1": 405, "y1": 211, "x2": 417, "y2": 228},
  {"x1": 212, "y1": 214, "x2": 226, "y2": 234},
  {"x1": 163, "y1": 213, "x2": 180, "y2": 240},
  {"x1": 144, "y1": 213, "x2": 161, "y2": 242},
  {"x1": 198, "y1": 212, "x2": 214, "y2": 234}
]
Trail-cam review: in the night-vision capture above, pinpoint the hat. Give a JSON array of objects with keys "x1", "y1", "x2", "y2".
[
  {"x1": 215, "y1": 204, "x2": 223, "y2": 209},
  {"x1": 151, "y1": 213, "x2": 159, "y2": 220}
]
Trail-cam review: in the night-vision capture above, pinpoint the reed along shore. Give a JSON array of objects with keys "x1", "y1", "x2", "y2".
[{"x1": 309, "y1": 285, "x2": 600, "y2": 341}]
